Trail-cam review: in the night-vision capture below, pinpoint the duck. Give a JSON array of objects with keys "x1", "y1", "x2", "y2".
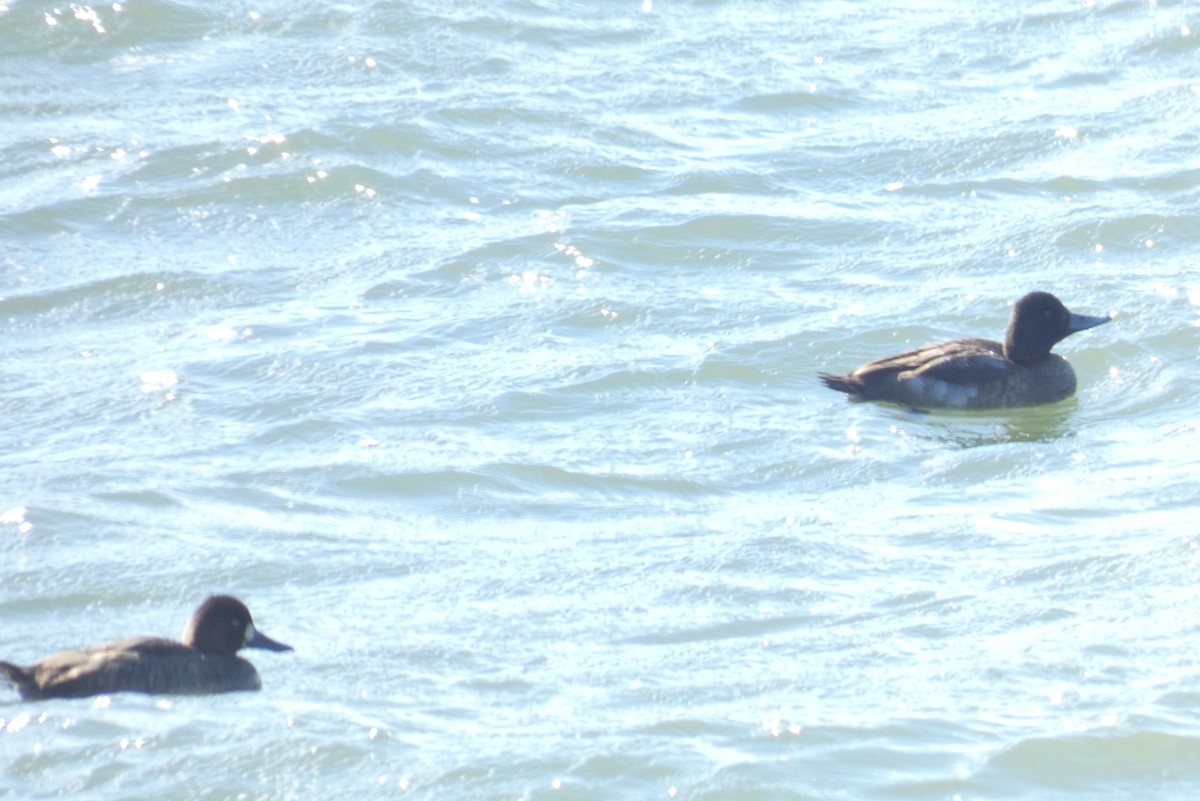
[
  {"x1": 819, "y1": 291, "x2": 1111, "y2": 409},
  {"x1": 0, "y1": 595, "x2": 292, "y2": 700}
]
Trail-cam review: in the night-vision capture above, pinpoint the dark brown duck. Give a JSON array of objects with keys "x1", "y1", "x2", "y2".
[
  {"x1": 0, "y1": 595, "x2": 292, "y2": 700},
  {"x1": 819, "y1": 291, "x2": 1111, "y2": 410}
]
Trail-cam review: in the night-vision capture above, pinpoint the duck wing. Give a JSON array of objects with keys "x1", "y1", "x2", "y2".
[
  {"x1": 820, "y1": 338, "x2": 1009, "y2": 406},
  {"x1": 900, "y1": 338, "x2": 1008, "y2": 385}
]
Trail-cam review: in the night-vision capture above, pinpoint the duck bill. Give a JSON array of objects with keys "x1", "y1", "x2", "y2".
[
  {"x1": 1067, "y1": 312, "x2": 1110, "y2": 335},
  {"x1": 246, "y1": 627, "x2": 294, "y2": 652}
]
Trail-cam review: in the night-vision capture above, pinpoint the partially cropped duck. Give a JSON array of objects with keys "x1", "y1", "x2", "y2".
[
  {"x1": 0, "y1": 595, "x2": 292, "y2": 700},
  {"x1": 819, "y1": 291, "x2": 1111, "y2": 409}
]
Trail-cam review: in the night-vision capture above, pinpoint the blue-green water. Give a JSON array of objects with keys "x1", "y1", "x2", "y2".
[{"x1": 4, "y1": 1, "x2": 1200, "y2": 799}]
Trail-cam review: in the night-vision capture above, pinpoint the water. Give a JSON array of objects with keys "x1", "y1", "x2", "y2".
[{"x1": 3, "y1": 0, "x2": 1200, "y2": 798}]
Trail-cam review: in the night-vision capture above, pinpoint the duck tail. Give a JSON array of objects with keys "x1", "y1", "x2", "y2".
[
  {"x1": 0, "y1": 661, "x2": 35, "y2": 700},
  {"x1": 818, "y1": 372, "x2": 861, "y2": 396}
]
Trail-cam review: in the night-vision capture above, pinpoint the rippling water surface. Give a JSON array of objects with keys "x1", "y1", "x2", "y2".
[{"x1": 4, "y1": 1, "x2": 1200, "y2": 798}]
